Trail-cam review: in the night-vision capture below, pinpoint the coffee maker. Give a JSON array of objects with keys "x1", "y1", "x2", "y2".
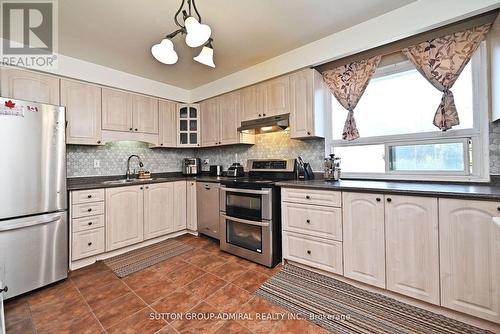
[{"x1": 182, "y1": 158, "x2": 201, "y2": 175}]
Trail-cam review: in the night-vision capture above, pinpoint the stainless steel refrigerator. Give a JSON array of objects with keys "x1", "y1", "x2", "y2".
[{"x1": 0, "y1": 97, "x2": 68, "y2": 312}]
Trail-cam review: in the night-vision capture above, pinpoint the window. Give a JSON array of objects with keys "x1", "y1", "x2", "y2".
[{"x1": 331, "y1": 45, "x2": 489, "y2": 182}]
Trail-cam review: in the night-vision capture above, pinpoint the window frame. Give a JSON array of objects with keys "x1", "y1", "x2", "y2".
[{"x1": 330, "y1": 42, "x2": 490, "y2": 183}]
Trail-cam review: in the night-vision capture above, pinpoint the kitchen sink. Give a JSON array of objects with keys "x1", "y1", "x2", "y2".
[{"x1": 102, "y1": 178, "x2": 156, "y2": 185}]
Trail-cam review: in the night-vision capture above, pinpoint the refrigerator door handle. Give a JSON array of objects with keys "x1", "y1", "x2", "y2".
[{"x1": 0, "y1": 213, "x2": 63, "y2": 232}]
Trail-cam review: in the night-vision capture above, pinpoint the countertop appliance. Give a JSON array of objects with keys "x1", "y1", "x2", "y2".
[
  {"x1": 227, "y1": 163, "x2": 244, "y2": 177},
  {"x1": 219, "y1": 159, "x2": 296, "y2": 267},
  {"x1": 0, "y1": 98, "x2": 68, "y2": 302},
  {"x1": 182, "y1": 158, "x2": 201, "y2": 175},
  {"x1": 209, "y1": 165, "x2": 223, "y2": 176}
]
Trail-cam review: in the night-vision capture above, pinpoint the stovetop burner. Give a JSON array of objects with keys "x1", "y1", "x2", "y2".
[{"x1": 220, "y1": 159, "x2": 297, "y2": 187}]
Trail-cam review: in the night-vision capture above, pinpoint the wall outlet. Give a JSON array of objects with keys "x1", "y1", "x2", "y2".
[
  {"x1": 203, "y1": 159, "x2": 209, "y2": 165},
  {"x1": 93, "y1": 159, "x2": 100, "y2": 168}
]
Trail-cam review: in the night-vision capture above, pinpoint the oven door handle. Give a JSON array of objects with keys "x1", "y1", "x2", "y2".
[
  {"x1": 220, "y1": 187, "x2": 271, "y2": 195},
  {"x1": 221, "y1": 214, "x2": 270, "y2": 227}
]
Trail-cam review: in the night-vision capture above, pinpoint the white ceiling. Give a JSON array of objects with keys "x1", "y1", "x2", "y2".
[{"x1": 59, "y1": 0, "x2": 414, "y2": 89}]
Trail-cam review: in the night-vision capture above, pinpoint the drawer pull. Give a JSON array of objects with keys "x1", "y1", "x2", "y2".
[
  {"x1": 376, "y1": 198, "x2": 381, "y2": 202},
  {"x1": 497, "y1": 206, "x2": 500, "y2": 211},
  {"x1": 386, "y1": 198, "x2": 392, "y2": 203},
  {"x1": 87, "y1": 208, "x2": 92, "y2": 212},
  {"x1": 87, "y1": 194, "x2": 92, "y2": 199},
  {"x1": 306, "y1": 250, "x2": 311, "y2": 255},
  {"x1": 88, "y1": 242, "x2": 92, "y2": 246},
  {"x1": 87, "y1": 222, "x2": 93, "y2": 226},
  {"x1": 306, "y1": 219, "x2": 310, "y2": 224},
  {"x1": 305, "y1": 195, "x2": 311, "y2": 199}
]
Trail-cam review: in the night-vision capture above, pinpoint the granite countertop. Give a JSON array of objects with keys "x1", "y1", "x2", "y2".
[
  {"x1": 67, "y1": 173, "x2": 233, "y2": 191},
  {"x1": 276, "y1": 179, "x2": 500, "y2": 200}
]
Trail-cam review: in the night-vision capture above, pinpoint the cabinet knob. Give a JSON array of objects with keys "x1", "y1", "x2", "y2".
[
  {"x1": 218, "y1": 142, "x2": 222, "y2": 145},
  {"x1": 97, "y1": 140, "x2": 101, "y2": 144},
  {"x1": 140, "y1": 187, "x2": 144, "y2": 190},
  {"x1": 263, "y1": 113, "x2": 266, "y2": 116},
  {"x1": 88, "y1": 242, "x2": 92, "y2": 246},
  {"x1": 135, "y1": 128, "x2": 138, "y2": 131},
  {"x1": 87, "y1": 194, "x2": 92, "y2": 198},
  {"x1": 306, "y1": 250, "x2": 311, "y2": 255},
  {"x1": 306, "y1": 219, "x2": 310, "y2": 224},
  {"x1": 387, "y1": 198, "x2": 392, "y2": 202},
  {"x1": 87, "y1": 208, "x2": 92, "y2": 212},
  {"x1": 0, "y1": 286, "x2": 8, "y2": 293},
  {"x1": 129, "y1": 128, "x2": 133, "y2": 131},
  {"x1": 376, "y1": 198, "x2": 381, "y2": 202},
  {"x1": 145, "y1": 186, "x2": 149, "y2": 189},
  {"x1": 307, "y1": 131, "x2": 311, "y2": 135},
  {"x1": 160, "y1": 144, "x2": 163, "y2": 146},
  {"x1": 497, "y1": 206, "x2": 500, "y2": 211},
  {"x1": 88, "y1": 222, "x2": 93, "y2": 226},
  {"x1": 305, "y1": 195, "x2": 310, "y2": 199},
  {"x1": 258, "y1": 114, "x2": 262, "y2": 117}
]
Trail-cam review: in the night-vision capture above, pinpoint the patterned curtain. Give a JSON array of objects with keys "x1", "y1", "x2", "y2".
[
  {"x1": 322, "y1": 56, "x2": 381, "y2": 141},
  {"x1": 402, "y1": 23, "x2": 492, "y2": 131}
]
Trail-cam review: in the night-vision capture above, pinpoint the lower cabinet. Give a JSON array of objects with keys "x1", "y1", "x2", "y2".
[
  {"x1": 173, "y1": 181, "x2": 187, "y2": 232},
  {"x1": 385, "y1": 195, "x2": 440, "y2": 305},
  {"x1": 72, "y1": 228, "x2": 105, "y2": 260},
  {"x1": 187, "y1": 181, "x2": 197, "y2": 231},
  {"x1": 439, "y1": 199, "x2": 500, "y2": 323},
  {"x1": 106, "y1": 185, "x2": 144, "y2": 251},
  {"x1": 144, "y1": 183, "x2": 175, "y2": 240},
  {"x1": 342, "y1": 192, "x2": 386, "y2": 288}
]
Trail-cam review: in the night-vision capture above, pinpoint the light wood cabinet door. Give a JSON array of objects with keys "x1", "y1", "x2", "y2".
[
  {"x1": 187, "y1": 181, "x2": 197, "y2": 231},
  {"x1": 385, "y1": 195, "x2": 440, "y2": 305},
  {"x1": 132, "y1": 94, "x2": 159, "y2": 134},
  {"x1": 158, "y1": 100, "x2": 177, "y2": 147},
  {"x1": 265, "y1": 75, "x2": 289, "y2": 116},
  {"x1": 241, "y1": 85, "x2": 265, "y2": 121},
  {"x1": 105, "y1": 186, "x2": 144, "y2": 251},
  {"x1": 144, "y1": 183, "x2": 174, "y2": 240},
  {"x1": 343, "y1": 192, "x2": 386, "y2": 288},
  {"x1": 61, "y1": 80, "x2": 102, "y2": 145},
  {"x1": 439, "y1": 199, "x2": 500, "y2": 323},
  {"x1": 173, "y1": 181, "x2": 187, "y2": 232},
  {"x1": 219, "y1": 91, "x2": 240, "y2": 145},
  {"x1": 72, "y1": 228, "x2": 105, "y2": 261},
  {"x1": 102, "y1": 88, "x2": 133, "y2": 132},
  {"x1": 200, "y1": 98, "x2": 220, "y2": 147},
  {"x1": 177, "y1": 104, "x2": 200, "y2": 147},
  {"x1": 1, "y1": 67, "x2": 59, "y2": 104},
  {"x1": 290, "y1": 70, "x2": 313, "y2": 138}
]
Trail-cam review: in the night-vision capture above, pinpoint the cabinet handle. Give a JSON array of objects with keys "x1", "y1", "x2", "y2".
[
  {"x1": 129, "y1": 128, "x2": 133, "y2": 131},
  {"x1": 306, "y1": 250, "x2": 311, "y2": 255},
  {"x1": 205, "y1": 187, "x2": 211, "y2": 190},
  {"x1": 160, "y1": 144, "x2": 163, "y2": 146},
  {"x1": 497, "y1": 206, "x2": 500, "y2": 211},
  {"x1": 97, "y1": 140, "x2": 101, "y2": 144},
  {"x1": 140, "y1": 187, "x2": 144, "y2": 190},
  {"x1": 145, "y1": 186, "x2": 149, "y2": 189},
  {"x1": 135, "y1": 128, "x2": 138, "y2": 131},
  {"x1": 87, "y1": 208, "x2": 92, "y2": 212},
  {"x1": 88, "y1": 222, "x2": 93, "y2": 226},
  {"x1": 387, "y1": 198, "x2": 392, "y2": 202},
  {"x1": 88, "y1": 242, "x2": 92, "y2": 246},
  {"x1": 376, "y1": 198, "x2": 381, "y2": 202},
  {"x1": 258, "y1": 114, "x2": 262, "y2": 117},
  {"x1": 0, "y1": 286, "x2": 8, "y2": 293},
  {"x1": 263, "y1": 113, "x2": 266, "y2": 116},
  {"x1": 306, "y1": 219, "x2": 310, "y2": 224},
  {"x1": 307, "y1": 131, "x2": 311, "y2": 135},
  {"x1": 305, "y1": 195, "x2": 310, "y2": 199},
  {"x1": 87, "y1": 194, "x2": 92, "y2": 198}
]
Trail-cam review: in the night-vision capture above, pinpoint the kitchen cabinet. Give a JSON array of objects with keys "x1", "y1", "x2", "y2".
[
  {"x1": 265, "y1": 75, "x2": 290, "y2": 117},
  {"x1": 102, "y1": 88, "x2": 133, "y2": 132},
  {"x1": 144, "y1": 183, "x2": 174, "y2": 240},
  {"x1": 61, "y1": 79, "x2": 102, "y2": 145},
  {"x1": 173, "y1": 181, "x2": 187, "y2": 232},
  {"x1": 132, "y1": 94, "x2": 158, "y2": 134},
  {"x1": 342, "y1": 192, "x2": 386, "y2": 288},
  {"x1": 158, "y1": 99, "x2": 177, "y2": 147},
  {"x1": 241, "y1": 84, "x2": 266, "y2": 122},
  {"x1": 106, "y1": 185, "x2": 144, "y2": 251},
  {"x1": 177, "y1": 104, "x2": 200, "y2": 147},
  {"x1": 72, "y1": 228, "x2": 105, "y2": 260},
  {"x1": 197, "y1": 182, "x2": 220, "y2": 239},
  {"x1": 0, "y1": 67, "x2": 59, "y2": 105},
  {"x1": 187, "y1": 181, "x2": 197, "y2": 231},
  {"x1": 289, "y1": 69, "x2": 332, "y2": 139},
  {"x1": 219, "y1": 91, "x2": 241, "y2": 145},
  {"x1": 200, "y1": 97, "x2": 219, "y2": 146},
  {"x1": 439, "y1": 199, "x2": 500, "y2": 323},
  {"x1": 385, "y1": 195, "x2": 440, "y2": 305}
]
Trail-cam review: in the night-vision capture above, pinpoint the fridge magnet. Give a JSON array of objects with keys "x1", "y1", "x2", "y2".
[{"x1": 0, "y1": 100, "x2": 24, "y2": 117}]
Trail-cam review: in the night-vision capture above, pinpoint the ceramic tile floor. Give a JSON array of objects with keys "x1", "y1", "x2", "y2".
[{"x1": 4, "y1": 234, "x2": 330, "y2": 334}]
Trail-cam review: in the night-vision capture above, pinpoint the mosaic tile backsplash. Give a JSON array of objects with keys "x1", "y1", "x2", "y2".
[
  {"x1": 489, "y1": 120, "x2": 500, "y2": 174},
  {"x1": 66, "y1": 131, "x2": 326, "y2": 177}
]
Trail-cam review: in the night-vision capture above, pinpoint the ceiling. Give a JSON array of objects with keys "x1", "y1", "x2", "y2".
[{"x1": 59, "y1": 0, "x2": 414, "y2": 89}]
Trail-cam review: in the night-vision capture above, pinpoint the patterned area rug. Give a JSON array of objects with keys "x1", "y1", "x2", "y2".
[
  {"x1": 256, "y1": 264, "x2": 494, "y2": 334},
  {"x1": 104, "y1": 239, "x2": 193, "y2": 277}
]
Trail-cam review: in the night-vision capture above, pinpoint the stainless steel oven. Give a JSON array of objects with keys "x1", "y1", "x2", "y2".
[{"x1": 219, "y1": 185, "x2": 276, "y2": 267}]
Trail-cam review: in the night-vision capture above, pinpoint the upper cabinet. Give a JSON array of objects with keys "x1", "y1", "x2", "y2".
[
  {"x1": 290, "y1": 69, "x2": 332, "y2": 139},
  {"x1": 200, "y1": 97, "x2": 219, "y2": 146},
  {"x1": 177, "y1": 104, "x2": 200, "y2": 147},
  {"x1": 61, "y1": 79, "x2": 102, "y2": 146},
  {"x1": 158, "y1": 99, "x2": 177, "y2": 148},
  {"x1": 0, "y1": 67, "x2": 59, "y2": 105},
  {"x1": 102, "y1": 88, "x2": 134, "y2": 132},
  {"x1": 132, "y1": 94, "x2": 158, "y2": 134},
  {"x1": 265, "y1": 75, "x2": 290, "y2": 117}
]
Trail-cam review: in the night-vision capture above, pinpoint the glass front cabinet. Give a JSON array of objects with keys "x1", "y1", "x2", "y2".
[{"x1": 177, "y1": 104, "x2": 200, "y2": 147}]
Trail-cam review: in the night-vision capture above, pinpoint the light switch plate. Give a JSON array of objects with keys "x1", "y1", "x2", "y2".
[
  {"x1": 203, "y1": 159, "x2": 209, "y2": 165},
  {"x1": 93, "y1": 159, "x2": 100, "y2": 168}
]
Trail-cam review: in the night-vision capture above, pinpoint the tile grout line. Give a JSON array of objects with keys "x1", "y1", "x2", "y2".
[{"x1": 70, "y1": 277, "x2": 108, "y2": 334}]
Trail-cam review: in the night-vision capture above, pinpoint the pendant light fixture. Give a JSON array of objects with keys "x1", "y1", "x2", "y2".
[{"x1": 151, "y1": 0, "x2": 215, "y2": 67}]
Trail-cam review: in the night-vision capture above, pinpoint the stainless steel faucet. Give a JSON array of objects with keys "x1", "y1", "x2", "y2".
[{"x1": 126, "y1": 155, "x2": 143, "y2": 180}]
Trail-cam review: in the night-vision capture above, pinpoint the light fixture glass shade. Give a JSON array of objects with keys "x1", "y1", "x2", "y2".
[
  {"x1": 194, "y1": 45, "x2": 215, "y2": 68},
  {"x1": 184, "y1": 16, "x2": 211, "y2": 48},
  {"x1": 151, "y1": 39, "x2": 178, "y2": 64}
]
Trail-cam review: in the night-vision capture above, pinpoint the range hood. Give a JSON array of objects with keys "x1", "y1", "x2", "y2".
[{"x1": 238, "y1": 113, "x2": 289, "y2": 134}]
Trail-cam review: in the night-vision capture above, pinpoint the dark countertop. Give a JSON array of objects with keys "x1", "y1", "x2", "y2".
[
  {"x1": 67, "y1": 173, "x2": 232, "y2": 191},
  {"x1": 276, "y1": 179, "x2": 500, "y2": 201}
]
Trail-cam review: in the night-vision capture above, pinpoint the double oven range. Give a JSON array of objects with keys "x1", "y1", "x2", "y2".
[{"x1": 219, "y1": 159, "x2": 296, "y2": 267}]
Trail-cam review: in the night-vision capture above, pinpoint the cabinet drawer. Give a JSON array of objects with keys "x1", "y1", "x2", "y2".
[
  {"x1": 282, "y1": 188, "x2": 341, "y2": 207},
  {"x1": 72, "y1": 215, "x2": 104, "y2": 232},
  {"x1": 283, "y1": 232, "x2": 343, "y2": 275},
  {"x1": 72, "y1": 228, "x2": 105, "y2": 260},
  {"x1": 72, "y1": 189, "x2": 105, "y2": 204},
  {"x1": 72, "y1": 202, "x2": 105, "y2": 218},
  {"x1": 282, "y1": 202, "x2": 342, "y2": 241}
]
